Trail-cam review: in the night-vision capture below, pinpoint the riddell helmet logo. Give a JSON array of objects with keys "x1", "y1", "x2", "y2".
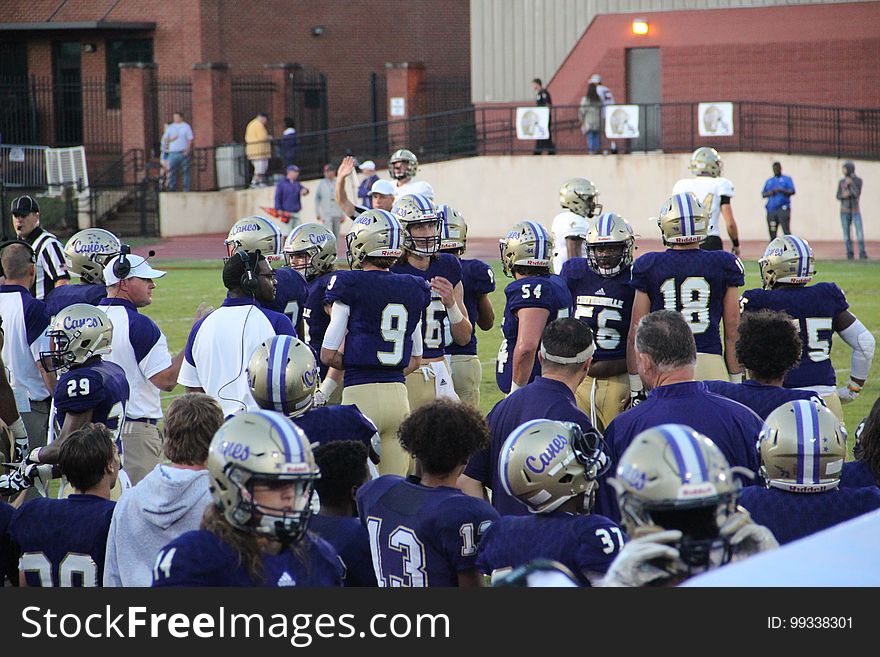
[
  {"x1": 378, "y1": 249, "x2": 399, "y2": 256},
  {"x1": 678, "y1": 483, "x2": 716, "y2": 498},
  {"x1": 525, "y1": 259, "x2": 546, "y2": 266}
]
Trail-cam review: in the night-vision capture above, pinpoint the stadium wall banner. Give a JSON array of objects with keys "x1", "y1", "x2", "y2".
[
  {"x1": 605, "y1": 105, "x2": 639, "y2": 139},
  {"x1": 699, "y1": 102, "x2": 735, "y2": 137},
  {"x1": 516, "y1": 107, "x2": 550, "y2": 140}
]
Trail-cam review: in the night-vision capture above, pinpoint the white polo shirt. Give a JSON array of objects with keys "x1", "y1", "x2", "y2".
[
  {"x1": 394, "y1": 179, "x2": 435, "y2": 200},
  {"x1": 672, "y1": 175, "x2": 735, "y2": 238},
  {"x1": 98, "y1": 298, "x2": 172, "y2": 420},
  {"x1": 0, "y1": 285, "x2": 51, "y2": 410},
  {"x1": 177, "y1": 297, "x2": 297, "y2": 417}
]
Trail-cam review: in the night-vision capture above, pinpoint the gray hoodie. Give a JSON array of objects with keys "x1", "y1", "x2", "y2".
[{"x1": 103, "y1": 464, "x2": 211, "y2": 587}]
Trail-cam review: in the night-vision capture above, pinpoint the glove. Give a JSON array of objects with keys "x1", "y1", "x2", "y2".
[
  {"x1": 313, "y1": 389, "x2": 328, "y2": 407},
  {"x1": 721, "y1": 510, "x2": 778, "y2": 561},
  {"x1": 837, "y1": 380, "x2": 861, "y2": 404},
  {"x1": 600, "y1": 530, "x2": 682, "y2": 587},
  {"x1": 0, "y1": 468, "x2": 30, "y2": 494}
]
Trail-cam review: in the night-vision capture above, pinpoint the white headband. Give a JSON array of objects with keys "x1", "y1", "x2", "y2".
[{"x1": 540, "y1": 342, "x2": 595, "y2": 364}]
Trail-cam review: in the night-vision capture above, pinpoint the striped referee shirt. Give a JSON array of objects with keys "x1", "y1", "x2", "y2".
[{"x1": 23, "y1": 226, "x2": 70, "y2": 300}]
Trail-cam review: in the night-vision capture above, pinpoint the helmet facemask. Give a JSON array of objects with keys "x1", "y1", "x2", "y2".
[
  {"x1": 40, "y1": 330, "x2": 76, "y2": 372},
  {"x1": 286, "y1": 248, "x2": 318, "y2": 280},
  {"x1": 404, "y1": 219, "x2": 442, "y2": 257},
  {"x1": 587, "y1": 242, "x2": 630, "y2": 277}
]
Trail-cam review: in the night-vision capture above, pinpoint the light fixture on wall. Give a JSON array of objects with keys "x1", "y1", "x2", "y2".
[
  {"x1": 311, "y1": 25, "x2": 325, "y2": 37},
  {"x1": 82, "y1": 43, "x2": 97, "y2": 53},
  {"x1": 632, "y1": 19, "x2": 649, "y2": 35}
]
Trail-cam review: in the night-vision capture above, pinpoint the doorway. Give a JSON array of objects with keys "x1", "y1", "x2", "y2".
[
  {"x1": 626, "y1": 47, "x2": 660, "y2": 151},
  {"x1": 53, "y1": 41, "x2": 82, "y2": 146}
]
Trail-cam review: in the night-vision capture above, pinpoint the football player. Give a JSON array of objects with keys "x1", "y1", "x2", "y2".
[
  {"x1": 705, "y1": 309, "x2": 822, "y2": 419},
  {"x1": 438, "y1": 204, "x2": 494, "y2": 407},
  {"x1": 225, "y1": 215, "x2": 307, "y2": 326},
  {"x1": 9, "y1": 423, "x2": 119, "y2": 586},
  {"x1": 321, "y1": 210, "x2": 430, "y2": 476},
  {"x1": 283, "y1": 222, "x2": 343, "y2": 405},
  {"x1": 672, "y1": 147, "x2": 741, "y2": 254},
  {"x1": 357, "y1": 400, "x2": 500, "y2": 587},
  {"x1": 45, "y1": 228, "x2": 121, "y2": 317},
  {"x1": 391, "y1": 194, "x2": 470, "y2": 410},
  {"x1": 310, "y1": 441, "x2": 377, "y2": 586},
  {"x1": 552, "y1": 178, "x2": 602, "y2": 274},
  {"x1": 843, "y1": 404, "x2": 880, "y2": 488},
  {"x1": 741, "y1": 234, "x2": 875, "y2": 423},
  {"x1": 477, "y1": 419, "x2": 622, "y2": 586},
  {"x1": 627, "y1": 192, "x2": 743, "y2": 404},
  {"x1": 562, "y1": 212, "x2": 635, "y2": 431},
  {"x1": 739, "y1": 400, "x2": 880, "y2": 544},
  {"x1": 496, "y1": 221, "x2": 573, "y2": 394},
  {"x1": 152, "y1": 411, "x2": 343, "y2": 587},
  {"x1": 388, "y1": 148, "x2": 434, "y2": 199},
  {"x1": 602, "y1": 425, "x2": 777, "y2": 587}
]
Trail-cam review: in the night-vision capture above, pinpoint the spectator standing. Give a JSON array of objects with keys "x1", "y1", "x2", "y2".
[
  {"x1": 837, "y1": 160, "x2": 867, "y2": 260},
  {"x1": 761, "y1": 161, "x2": 795, "y2": 240},
  {"x1": 274, "y1": 165, "x2": 309, "y2": 234},
  {"x1": 10, "y1": 195, "x2": 70, "y2": 299},
  {"x1": 590, "y1": 74, "x2": 617, "y2": 154},
  {"x1": 159, "y1": 122, "x2": 171, "y2": 189},
  {"x1": 160, "y1": 112, "x2": 193, "y2": 192},
  {"x1": 579, "y1": 82, "x2": 603, "y2": 154},
  {"x1": 336, "y1": 156, "x2": 396, "y2": 219},
  {"x1": 245, "y1": 112, "x2": 271, "y2": 188},
  {"x1": 315, "y1": 163, "x2": 344, "y2": 240},
  {"x1": 531, "y1": 78, "x2": 555, "y2": 155},
  {"x1": 279, "y1": 116, "x2": 298, "y2": 168},
  {"x1": 357, "y1": 160, "x2": 379, "y2": 209}
]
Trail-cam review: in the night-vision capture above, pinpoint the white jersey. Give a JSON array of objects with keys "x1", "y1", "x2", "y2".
[
  {"x1": 550, "y1": 211, "x2": 589, "y2": 274},
  {"x1": 672, "y1": 175, "x2": 735, "y2": 237},
  {"x1": 394, "y1": 178, "x2": 434, "y2": 200}
]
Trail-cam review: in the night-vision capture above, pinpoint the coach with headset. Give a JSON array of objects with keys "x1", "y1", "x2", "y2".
[
  {"x1": 178, "y1": 249, "x2": 296, "y2": 417},
  {"x1": 98, "y1": 249, "x2": 211, "y2": 484}
]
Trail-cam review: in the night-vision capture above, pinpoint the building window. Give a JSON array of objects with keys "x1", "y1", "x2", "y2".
[{"x1": 105, "y1": 38, "x2": 153, "y2": 109}]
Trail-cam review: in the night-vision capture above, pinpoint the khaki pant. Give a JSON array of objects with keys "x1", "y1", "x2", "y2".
[
  {"x1": 21, "y1": 399, "x2": 50, "y2": 502},
  {"x1": 343, "y1": 382, "x2": 411, "y2": 476},
  {"x1": 120, "y1": 420, "x2": 164, "y2": 485},
  {"x1": 404, "y1": 364, "x2": 447, "y2": 413},
  {"x1": 575, "y1": 373, "x2": 629, "y2": 433},
  {"x1": 450, "y1": 354, "x2": 481, "y2": 408},
  {"x1": 694, "y1": 353, "x2": 731, "y2": 382},
  {"x1": 823, "y1": 393, "x2": 844, "y2": 425}
]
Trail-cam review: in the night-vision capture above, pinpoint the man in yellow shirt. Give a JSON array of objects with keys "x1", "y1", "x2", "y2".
[{"x1": 245, "y1": 112, "x2": 271, "y2": 188}]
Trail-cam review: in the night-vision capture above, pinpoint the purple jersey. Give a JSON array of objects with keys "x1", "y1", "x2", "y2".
[
  {"x1": 357, "y1": 475, "x2": 500, "y2": 587},
  {"x1": 596, "y1": 381, "x2": 762, "y2": 522},
  {"x1": 1, "y1": 502, "x2": 17, "y2": 585},
  {"x1": 392, "y1": 253, "x2": 463, "y2": 360},
  {"x1": 292, "y1": 404, "x2": 378, "y2": 452},
  {"x1": 704, "y1": 380, "x2": 822, "y2": 420},
  {"x1": 266, "y1": 266, "x2": 309, "y2": 324},
  {"x1": 324, "y1": 270, "x2": 430, "y2": 386},
  {"x1": 309, "y1": 515, "x2": 377, "y2": 587},
  {"x1": 738, "y1": 486, "x2": 880, "y2": 545},
  {"x1": 466, "y1": 377, "x2": 593, "y2": 516},
  {"x1": 561, "y1": 259, "x2": 634, "y2": 362},
  {"x1": 304, "y1": 272, "x2": 334, "y2": 377},
  {"x1": 476, "y1": 512, "x2": 626, "y2": 583},
  {"x1": 630, "y1": 249, "x2": 744, "y2": 355},
  {"x1": 840, "y1": 460, "x2": 878, "y2": 489},
  {"x1": 496, "y1": 275, "x2": 573, "y2": 393},
  {"x1": 741, "y1": 283, "x2": 849, "y2": 388},
  {"x1": 54, "y1": 359, "x2": 129, "y2": 454},
  {"x1": 9, "y1": 494, "x2": 115, "y2": 586},
  {"x1": 447, "y1": 258, "x2": 495, "y2": 357},
  {"x1": 152, "y1": 529, "x2": 343, "y2": 587},
  {"x1": 45, "y1": 283, "x2": 107, "y2": 317}
]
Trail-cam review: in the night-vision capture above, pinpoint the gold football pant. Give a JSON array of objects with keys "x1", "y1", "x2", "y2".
[
  {"x1": 343, "y1": 382, "x2": 411, "y2": 476},
  {"x1": 449, "y1": 354, "x2": 481, "y2": 408},
  {"x1": 575, "y1": 373, "x2": 629, "y2": 433}
]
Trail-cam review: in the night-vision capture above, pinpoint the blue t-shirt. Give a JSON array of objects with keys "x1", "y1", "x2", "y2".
[
  {"x1": 392, "y1": 253, "x2": 463, "y2": 360},
  {"x1": 45, "y1": 283, "x2": 107, "y2": 317},
  {"x1": 152, "y1": 529, "x2": 343, "y2": 587},
  {"x1": 739, "y1": 486, "x2": 880, "y2": 545},
  {"x1": 357, "y1": 476, "x2": 500, "y2": 587},
  {"x1": 630, "y1": 249, "x2": 744, "y2": 355},
  {"x1": 476, "y1": 512, "x2": 626, "y2": 583},
  {"x1": 465, "y1": 377, "x2": 593, "y2": 516},
  {"x1": 9, "y1": 494, "x2": 115, "y2": 587},
  {"x1": 292, "y1": 404, "x2": 378, "y2": 452},
  {"x1": 840, "y1": 460, "x2": 878, "y2": 489},
  {"x1": 304, "y1": 272, "x2": 334, "y2": 378},
  {"x1": 309, "y1": 515, "x2": 377, "y2": 587},
  {"x1": 324, "y1": 270, "x2": 430, "y2": 386},
  {"x1": 762, "y1": 174, "x2": 795, "y2": 212},
  {"x1": 447, "y1": 258, "x2": 495, "y2": 357},
  {"x1": 561, "y1": 259, "x2": 633, "y2": 362},
  {"x1": 496, "y1": 275, "x2": 572, "y2": 393},
  {"x1": 741, "y1": 283, "x2": 849, "y2": 389},
  {"x1": 704, "y1": 380, "x2": 822, "y2": 420}
]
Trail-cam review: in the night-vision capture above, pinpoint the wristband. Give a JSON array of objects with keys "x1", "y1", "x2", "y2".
[
  {"x1": 732, "y1": 238, "x2": 740, "y2": 247},
  {"x1": 28, "y1": 447, "x2": 43, "y2": 464},
  {"x1": 729, "y1": 372, "x2": 743, "y2": 384},
  {"x1": 847, "y1": 379, "x2": 862, "y2": 393},
  {"x1": 629, "y1": 374, "x2": 644, "y2": 392},
  {"x1": 9, "y1": 416, "x2": 27, "y2": 438},
  {"x1": 446, "y1": 303, "x2": 464, "y2": 325},
  {"x1": 319, "y1": 377, "x2": 338, "y2": 398}
]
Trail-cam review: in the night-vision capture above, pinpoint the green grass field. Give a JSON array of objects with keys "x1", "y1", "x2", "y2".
[{"x1": 149, "y1": 257, "x2": 880, "y2": 451}]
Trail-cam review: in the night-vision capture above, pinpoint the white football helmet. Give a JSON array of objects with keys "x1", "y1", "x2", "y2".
[
  {"x1": 225, "y1": 216, "x2": 283, "y2": 259},
  {"x1": 64, "y1": 228, "x2": 122, "y2": 284},
  {"x1": 40, "y1": 303, "x2": 113, "y2": 372}
]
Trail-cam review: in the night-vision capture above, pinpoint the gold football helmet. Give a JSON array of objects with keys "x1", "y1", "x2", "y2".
[
  {"x1": 283, "y1": 223, "x2": 337, "y2": 280},
  {"x1": 345, "y1": 209, "x2": 404, "y2": 270},
  {"x1": 759, "y1": 400, "x2": 846, "y2": 493},
  {"x1": 688, "y1": 146, "x2": 723, "y2": 178},
  {"x1": 389, "y1": 148, "x2": 418, "y2": 181},
  {"x1": 439, "y1": 204, "x2": 467, "y2": 253},
  {"x1": 64, "y1": 228, "x2": 121, "y2": 284},
  {"x1": 391, "y1": 193, "x2": 441, "y2": 256},
  {"x1": 559, "y1": 178, "x2": 602, "y2": 218},
  {"x1": 225, "y1": 215, "x2": 283, "y2": 259},
  {"x1": 657, "y1": 192, "x2": 709, "y2": 245},
  {"x1": 247, "y1": 336, "x2": 319, "y2": 418},
  {"x1": 208, "y1": 410, "x2": 319, "y2": 544},
  {"x1": 586, "y1": 212, "x2": 635, "y2": 277},
  {"x1": 500, "y1": 419, "x2": 608, "y2": 514},
  {"x1": 40, "y1": 303, "x2": 113, "y2": 372},
  {"x1": 758, "y1": 235, "x2": 815, "y2": 289},
  {"x1": 499, "y1": 221, "x2": 554, "y2": 277}
]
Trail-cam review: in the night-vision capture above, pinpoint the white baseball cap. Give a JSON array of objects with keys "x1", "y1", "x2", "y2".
[
  {"x1": 360, "y1": 160, "x2": 376, "y2": 171},
  {"x1": 589, "y1": 74, "x2": 602, "y2": 84},
  {"x1": 104, "y1": 254, "x2": 167, "y2": 285},
  {"x1": 370, "y1": 179, "x2": 396, "y2": 196}
]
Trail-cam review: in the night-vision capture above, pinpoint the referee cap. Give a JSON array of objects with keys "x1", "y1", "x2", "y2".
[
  {"x1": 11, "y1": 195, "x2": 40, "y2": 215},
  {"x1": 104, "y1": 254, "x2": 167, "y2": 285}
]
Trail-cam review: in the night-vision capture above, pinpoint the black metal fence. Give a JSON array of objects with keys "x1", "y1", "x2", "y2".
[{"x1": 232, "y1": 76, "x2": 276, "y2": 142}]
